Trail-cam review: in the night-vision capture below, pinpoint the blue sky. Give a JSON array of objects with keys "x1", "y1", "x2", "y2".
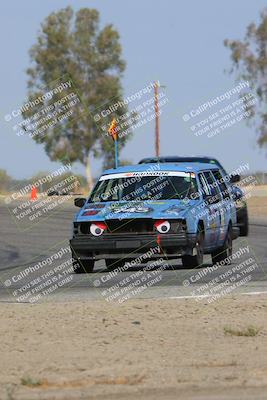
[{"x1": 1, "y1": 0, "x2": 267, "y2": 179}]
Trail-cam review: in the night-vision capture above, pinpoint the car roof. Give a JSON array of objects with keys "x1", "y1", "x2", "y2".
[
  {"x1": 139, "y1": 156, "x2": 220, "y2": 164},
  {"x1": 102, "y1": 162, "x2": 220, "y2": 175}
]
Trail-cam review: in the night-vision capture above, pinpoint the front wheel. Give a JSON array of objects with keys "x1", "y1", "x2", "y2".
[
  {"x1": 182, "y1": 231, "x2": 204, "y2": 269},
  {"x1": 73, "y1": 259, "x2": 94, "y2": 273},
  {"x1": 211, "y1": 227, "x2": 232, "y2": 265}
]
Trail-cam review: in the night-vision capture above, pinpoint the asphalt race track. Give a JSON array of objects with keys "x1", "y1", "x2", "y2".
[{"x1": 0, "y1": 201, "x2": 267, "y2": 303}]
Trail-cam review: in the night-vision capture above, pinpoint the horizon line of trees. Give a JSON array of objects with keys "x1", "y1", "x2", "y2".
[{"x1": 1, "y1": 168, "x2": 267, "y2": 194}]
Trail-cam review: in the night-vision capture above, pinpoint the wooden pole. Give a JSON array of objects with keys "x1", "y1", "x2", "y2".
[{"x1": 154, "y1": 81, "x2": 160, "y2": 157}]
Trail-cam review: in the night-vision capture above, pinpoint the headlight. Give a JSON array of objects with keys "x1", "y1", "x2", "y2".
[
  {"x1": 154, "y1": 220, "x2": 170, "y2": 233},
  {"x1": 90, "y1": 222, "x2": 107, "y2": 236}
]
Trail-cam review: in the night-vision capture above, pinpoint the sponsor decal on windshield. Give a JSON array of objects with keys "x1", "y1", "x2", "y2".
[{"x1": 100, "y1": 171, "x2": 194, "y2": 180}]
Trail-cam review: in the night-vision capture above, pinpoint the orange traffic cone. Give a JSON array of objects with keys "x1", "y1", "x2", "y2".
[{"x1": 30, "y1": 186, "x2": 37, "y2": 201}]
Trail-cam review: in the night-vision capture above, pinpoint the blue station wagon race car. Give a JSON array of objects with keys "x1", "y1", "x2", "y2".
[{"x1": 70, "y1": 162, "x2": 239, "y2": 273}]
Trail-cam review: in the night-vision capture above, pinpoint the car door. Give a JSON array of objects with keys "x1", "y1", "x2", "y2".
[
  {"x1": 211, "y1": 169, "x2": 232, "y2": 246},
  {"x1": 198, "y1": 171, "x2": 222, "y2": 249}
]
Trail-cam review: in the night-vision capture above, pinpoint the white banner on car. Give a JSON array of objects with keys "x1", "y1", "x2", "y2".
[{"x1": 99, "y1": 171, "x2": 194, "y2": 180}]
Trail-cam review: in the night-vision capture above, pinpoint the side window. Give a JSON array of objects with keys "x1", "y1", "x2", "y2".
[
  {"x1": 203, "y1": 171, "x2": 221, "y2": 203},
  {"x1": 198, "y1": 173, "x2": 211, "y2": 197},
  {"x1": 212, "y1": 170, "x2": 230, "y2": 200}
]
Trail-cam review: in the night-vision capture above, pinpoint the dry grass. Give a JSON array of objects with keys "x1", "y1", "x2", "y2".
[
  {"x1": 224, "y1": 325, "x2": 261, "y2": 337},
  {"x1": 20, "y1": 375, "x2": 145, "y2": 389},
  {"x1": 21, "y1": 376, "x2": 42, "y2": 387}
]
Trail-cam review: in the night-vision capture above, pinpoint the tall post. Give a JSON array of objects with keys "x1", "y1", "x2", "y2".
[
  {"x1": 114, "y1": 138, "x2": 119, "y2": 169},
  {"x1": 108, "y1": 118, "x2": 119, "y2": 168},
  {"x1": 154, "y1": 81, "x2": 160, "y2": 157}
]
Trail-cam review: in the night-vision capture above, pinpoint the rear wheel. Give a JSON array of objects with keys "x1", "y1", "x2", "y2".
[
  {"x1": 211, "y1": 226, "x2": 233, "y2": 265},
  {"x1": 239, "y1": 208, "x2": 249, "y2": 236},
  {"x1": 73, "y1": 259, "x2": 94, "y2": 273},
  {"x1": 182, "y1": 230, "x2": 204, "y2": 269}
]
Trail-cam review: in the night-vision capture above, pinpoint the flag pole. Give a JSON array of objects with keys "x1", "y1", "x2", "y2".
[
  {"x1": 108, "y1": 118, "x2": 119, "y2": 168},
  {"x1": 115, "y1": 137, "x2": 119, "y2": 168}
]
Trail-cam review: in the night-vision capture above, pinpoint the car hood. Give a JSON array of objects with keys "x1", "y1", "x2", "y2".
[{"x1": 75, "y1": 199, "x2": 200, "y2": 222}]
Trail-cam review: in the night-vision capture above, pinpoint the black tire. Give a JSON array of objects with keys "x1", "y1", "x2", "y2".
[
  {"x1": 239, "y1": 209, "x2": 249, "y2": 236},
  {"x1": 73, "y1": 259, "x2": 94, "y2": 273},
  {"x1": 105, "y1": 259, "x2": 129, "y2": 271},
  {"x1": 211, "y1": 226, "x2": 233, "y2": 265},
  {"x1": 182, "y1": 230, "x2": 204, "y2": 269}
]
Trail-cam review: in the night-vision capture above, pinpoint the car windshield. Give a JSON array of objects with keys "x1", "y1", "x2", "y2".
[{"x1": 89, "y1": 172, "x2": 198, "y2": 203}]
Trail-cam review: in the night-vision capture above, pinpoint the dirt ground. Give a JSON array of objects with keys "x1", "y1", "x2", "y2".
[
  {"x1": 0, "y1": 192, "x2": 266, "y2": 400},
  {"x1": 1, "y1": 295, "x2": 267, "y2": 400},
  {"x1": 247, "y1": 196, "x2": 267, "y2": 217}
]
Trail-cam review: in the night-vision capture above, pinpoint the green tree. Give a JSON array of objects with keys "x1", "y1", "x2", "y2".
[
  {"x1": 0, "y1": 169, "x2": 12, "y2": 193},
  {"x1": 29, "y1": 170, "x2": 87, "y2": 193},
  {"x1": 224, "y1": 9, "x2": 267, "y2": 150},
  {"x1": 24, "y1": 6, "x2": 131, "y2": 188}
]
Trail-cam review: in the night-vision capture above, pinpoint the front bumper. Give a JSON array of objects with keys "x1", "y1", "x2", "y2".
[{"x1": 70, "y1": 232, "x2": 197, "y2": 260}]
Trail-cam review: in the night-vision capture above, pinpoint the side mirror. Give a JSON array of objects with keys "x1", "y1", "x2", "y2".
[
  {"x1": 232, "y1": 186, "x2": 243, "y2": 201},
  {"x1": 74, "y1": 198, "x2": 86, "y2": 208},
  {"x1": 230, "y1": 174, "x2": 240, "y2": 183}
]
